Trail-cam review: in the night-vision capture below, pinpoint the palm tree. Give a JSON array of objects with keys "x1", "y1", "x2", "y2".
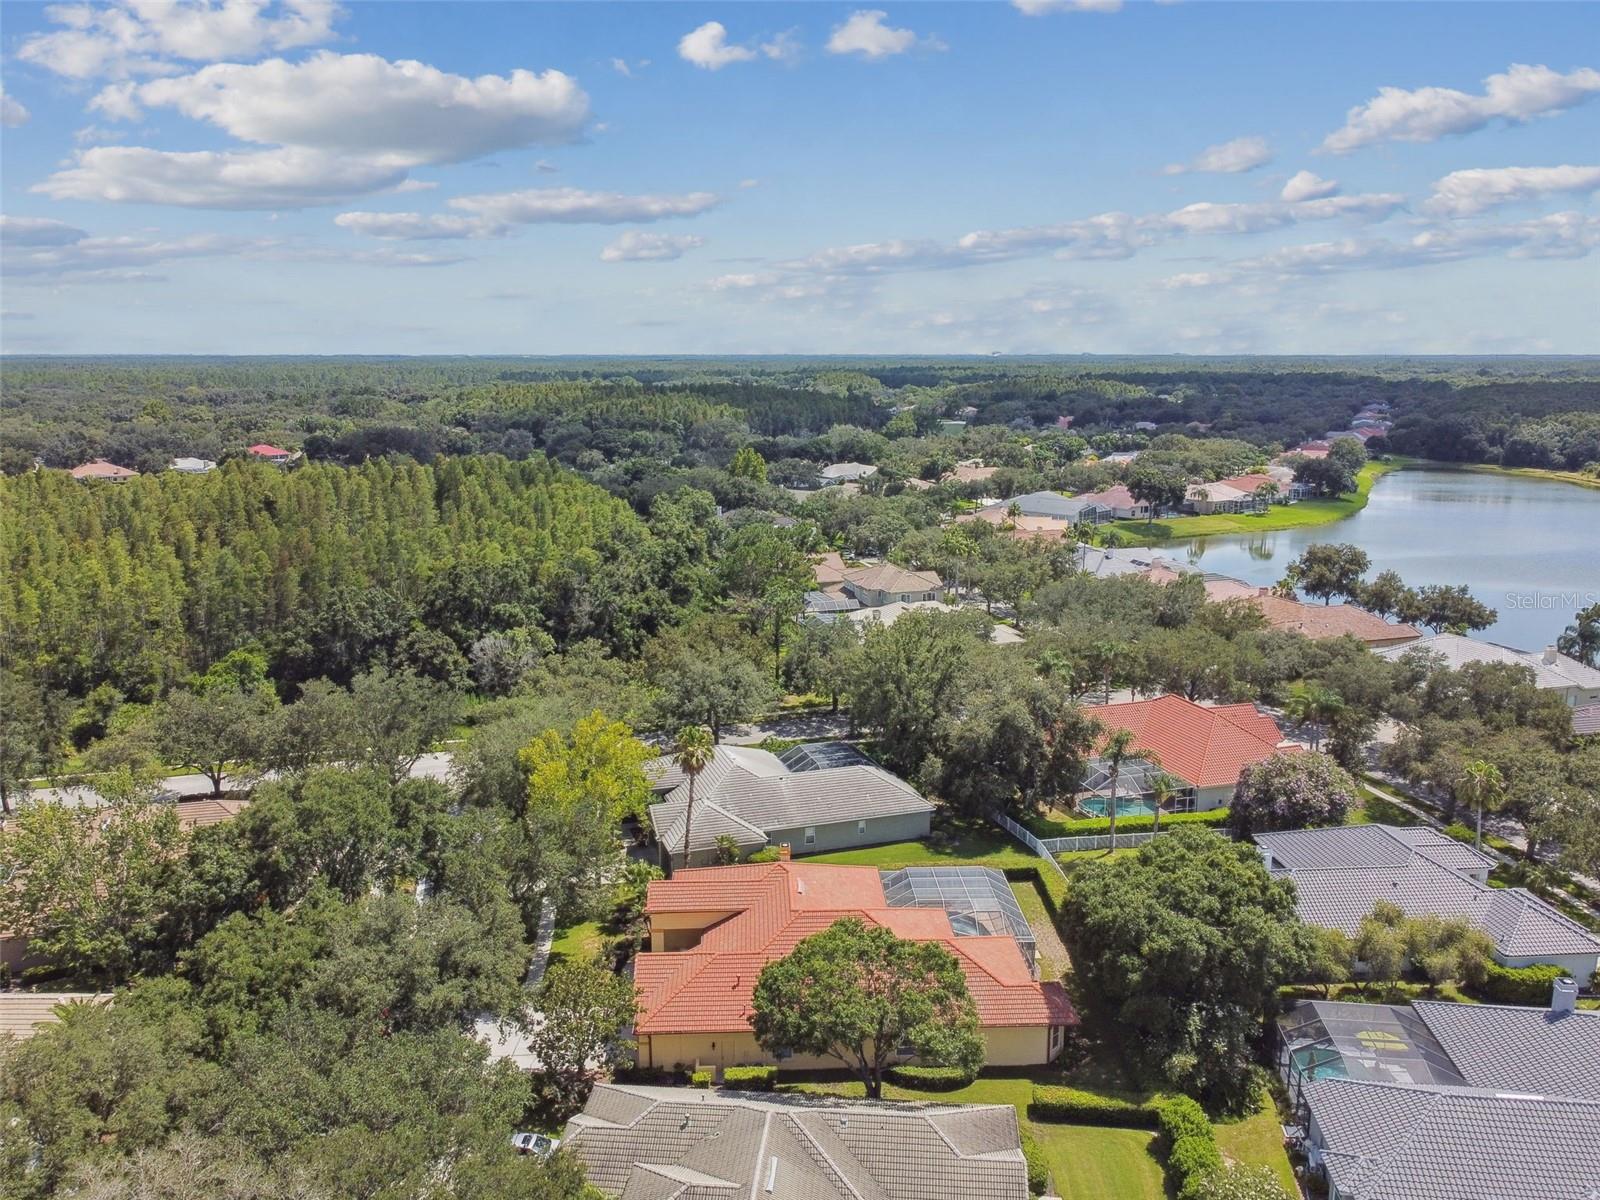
[
  {"x1": 941, "y1": 528, "x2": 977, "y2": 600},
  {"x1": 671, "y1": 725, "x2": 715, "y2": 873},
  {"x1": 1284, "y1": 682, "x2": 1344, "y2": 752},
  {"x1": 1459, "y1": 759, "x2": 1505, "y2": 855},
  {"x1": 1256, "y1": 481, "x2": 1280, "y2": 511},
  {"x1": 1146, "y1": 769, "x2": 1179, "y2": 836},
  {"x1": 1101, "y1": 727, "x2": 1138, "y2": 855}
]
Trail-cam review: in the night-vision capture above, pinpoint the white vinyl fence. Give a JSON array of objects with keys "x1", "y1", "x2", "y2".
[
  {"x1": 985, "y1": 810, "x2": 1069, "y2": 882},
  {"x1": 1036, "y1": 831, "x2": 1156, "y2": 854}
]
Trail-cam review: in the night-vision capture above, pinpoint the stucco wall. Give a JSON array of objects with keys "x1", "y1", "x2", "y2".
[
  {"x1": 1194, "y1": 784, "x2": 1234, "y2": 812},
  {"x1": 774, "y1": 810, "x2": 932, "y2": 856},
  {"x1": 1495, "y1": 951, "x2": 1600, "y2": 981},
  {"x1": 639, "y1": 1024, "x2": 1061, "y2": 1072}
]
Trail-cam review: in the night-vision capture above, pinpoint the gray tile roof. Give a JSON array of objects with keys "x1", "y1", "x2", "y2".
[
  {"x1": 981, "y1": 491, "x2": 1104, "y2": 520},
  {"x1": 1258, "y1": 826, "x2": 1600, "y2": 962},
  {"x1": 645, "y1": 745, "x2": 932, "y2": 856},
  {"x1": 1309, "y1": 1078, "x2": 1600, "y2": 1200},
  {"x1": 564, "y1": 1084, "x2": 1029, "y2": 1200},
  {"x1": 1412, "y1": 1000, "x2": 1600, "y2": 1101},
  {"x1": 1377, "y1": 631, "x2": 1600, "y2": 693},
  {"x1": 1072, "y1": 543, "x2": 1196, "y2": 579}
]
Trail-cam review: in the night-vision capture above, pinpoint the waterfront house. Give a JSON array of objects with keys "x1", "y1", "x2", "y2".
[
  {"x1": 1073, "y1": 483, "x2": 1149, "y2": 520},
  {"x1": 1246, "y1": 591, "x2": 1422, "y2": 649},
  {"x1": 1376, "y1": 632, "x2": 1600, "y2": 707},
  {"x1": 974, "y1": 491, "x2": 1110, "y2": 524},
  {"x1": 1183, "y1": 480, "x2": 1252, "y2": 514}
]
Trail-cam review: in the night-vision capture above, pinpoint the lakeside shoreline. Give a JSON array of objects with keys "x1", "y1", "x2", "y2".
[
  {"x1": 1101, "y1": 457, "x2": 1404, "y2": 543},
  {"x1": 1432, "y1": 460, "x2": 1600, "y2": 493}
]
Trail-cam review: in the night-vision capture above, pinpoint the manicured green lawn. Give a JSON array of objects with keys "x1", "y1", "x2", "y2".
[
  {"x1": 1032, "y1": 1123, "x2": 1165, "y2": 1200},
  {"x1": 547, "y1": 919, "x2": 603, "y2": 964},
  {"x1": 806, "y1": 830, "x2": 1068, "y2": 907},
  {"x1": 1345, "y1": 786, "x2": 1422, "y2": 827},
  {"x1": 1214, "y1": 1092, "x2": 1296, "y2": 1194},
  {"x1": 1103, "y1": 459, "x2": 1399, "y2": 542}
]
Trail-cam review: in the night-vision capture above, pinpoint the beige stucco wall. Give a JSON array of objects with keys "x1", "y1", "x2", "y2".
[
  {"x1": 774, "y1": 811, "x2": 932, "y2": 857},
  {"x1": 638, "y1": 1024, "x2": 1061, "y2": 1072},
  {"x1": 1194, "y1": 784, "x2": 1235, "y2": 812}
]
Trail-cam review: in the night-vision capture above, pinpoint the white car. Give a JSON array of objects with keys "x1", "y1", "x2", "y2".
[{"x1": 510, "y1": 1132, "x2": 560, "y2": 1159}]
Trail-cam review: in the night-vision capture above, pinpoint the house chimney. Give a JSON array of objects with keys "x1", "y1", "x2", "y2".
[
  {"x1": 1552, "y1": 976, "x2": 1580, "y2": 1015},
  {"x1": 1543, "y1": 645, "x2": 1559, "y2": 665},
  {"x1": 777, "y1": 843, "x2": 791, "y2": 861}
]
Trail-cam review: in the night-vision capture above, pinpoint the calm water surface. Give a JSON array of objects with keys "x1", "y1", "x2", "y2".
[{"x1": 1170, "y1": 467, "x2": 1600, "y2": 652}]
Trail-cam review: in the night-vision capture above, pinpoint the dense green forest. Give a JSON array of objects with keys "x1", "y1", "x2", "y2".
[{"x1": 3, "y1": 356, "x2": 1596, "y2": 476}]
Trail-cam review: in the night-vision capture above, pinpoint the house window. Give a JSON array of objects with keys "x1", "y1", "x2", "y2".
[{"x1": 804, "y1": 827, "x2": 817, "y2": 846}]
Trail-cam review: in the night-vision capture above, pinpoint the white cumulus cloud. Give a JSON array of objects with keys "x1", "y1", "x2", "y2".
[
  {"x1": 1, "y1": 86, "x2": 31, "y2": 128},
  {"x1": 98, "y1": 52, "x2": 590, "y2": 164},
  {"x1": 35, "y1": 146, "x2": 410, "y2": 209},
  {"x1": 1163, "y1": 135, "x2": 1272, "y2": 175},
  {"x1": 0, "y1": 215, "x2": 91, "y2": 246},
  {"x1": 1280, "y1": 170, "x2": 1340, "y2": 203},
  {"x1": 1012, "y1": 0, "x2": 1123, "y2": 13},
  {"x1": 336, "y1": 187, "x2": 721, "y2": 240},
  {"x1": 1322, "y1": 63, "x2": 1600, "y2": 154},
  {"x1": 677, "y1": 22, "x2": 795, "y2": 70},
  {"x1": 600, "y1": 231, "x2": 706, "y2": 262},
  {"x1": 1424, "y1": 164, "x2": 1600, "y2": 217},
  {"x1": 17, "y1": 0, "x2": 341, "y2": 80},
  {"x1": 826, "y1": 11, "x2": 931, "y2": 60}
]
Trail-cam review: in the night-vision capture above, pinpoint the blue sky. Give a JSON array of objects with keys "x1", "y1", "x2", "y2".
[{"x1": 2, "y1": 1, "x2": 1597, "y2": 354}]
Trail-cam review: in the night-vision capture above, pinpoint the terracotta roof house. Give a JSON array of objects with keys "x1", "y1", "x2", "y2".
[
  {"x1": 1080, "y1": 694, "x2": 1296, "y2": 811},
  {"x1": 0, "y1": 992, "x2": 111, "y2": 1042},
  {"x1": 1288, "y1": 441, "x2": 1332, "y2": 458},
  {"x1": 1074, "y1": 484, "x2": 1149, "y2": 521},
  {"x1": 1278, "y1": 990, "x2": 1600, "y2": 1200},
  {"x1": 948, "y1": 463, "x2": 999, "y2": 484},
  {"x1": 644, "y1": 743, "x2": 932, "y2": 869},
  {"x1": 69, "y1": 459, "x2": 137, "y2": 482},
  {"x1": 1247, "y1": 591, "x2": 1422, "y2": 649},
  {"x1": 1256, "y1": 825, "x2": 1600, "y2": 978},
  {"x1": 563, "y1": 1083, "x2": 1030, "y2": 1199},
  {"x1": 841, "y1": 563, "x2": 943, "y2": 607},
  {"x1": 247, "y1": 443, "x2": 292, "y2": 464},
  {"x1": 955, "y1": 508, "x2": 1076, "y2": 541},
  {"x1": 1376, "y1": 633, "x2": 1600, "y2": 707},
  {"x1": 633, "y1": 862, "x2": 1076, "y2": 1071}
]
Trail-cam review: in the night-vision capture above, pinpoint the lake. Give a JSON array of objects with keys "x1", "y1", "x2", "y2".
[{"x1": 1169, "y1": 466, "x2": 1600, "y2": 652}]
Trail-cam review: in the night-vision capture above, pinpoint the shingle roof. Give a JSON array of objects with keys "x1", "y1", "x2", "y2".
[
  {"x1": 644, "y1": 745, "x2": 932, "y2": 857},
  {"x1": 842, "y1": 563, "x2": 943, "y2": 594},
  {"x1": 69, "y1": 459, "x2": 137, "y2": 479},
  {"x1": 1082, "y1": 694, "x2": 1292, "y2": 789},
  {"x1": 1411, "y1": 1001, "x2": 1600, "y2": 1101},
  {"x1": 564, "y1": 1084, "x2": 1029, "y2": 1200},
  {"x1": 635, "y1": 864, "x2": 1075, "y2": 1036},
  {"x1": 1258, "y1": 825, "x2": 1600, "y2": 960},
  {"x1": 1309, "y1": 1078, "x2": 1600, "y2": 1200},
  {"x1": 1377, "y1": 632, "x2": 1600, "y2": 692}
]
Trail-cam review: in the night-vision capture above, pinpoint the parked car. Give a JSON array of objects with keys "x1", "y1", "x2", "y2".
[{"x1": 510, "y1": 1132, "x2": 559, "y2": 1159}]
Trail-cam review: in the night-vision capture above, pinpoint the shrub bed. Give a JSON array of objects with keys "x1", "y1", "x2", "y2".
[
  {"x1": 885, "y1": 1064, "x2": 977, "y2": 1091},
  {"x1": 1483, "y1": 961, "x2": 1569, "y2": 1005},
  {"x1": 689, "y1": 1069, "x2": 714, "y2": 1088},
  {"x1": 1168, "y1": 1133, "x2": 1224, "y2": 1199},
  {"x1": 1019, "y1": 1125, "x2": 1049, "y2": 1196},
  {"x1": 1157, "y1": 1096, "x2": 1211, "y2": 1147},
  {"x1": 1028, "y1": 1084, "x2": 1161, "y2": 1128},
  {"x1": 1027, "y1": 809, "x2": 1231, "y2": 839},
  {"x1": 722, "y1": 1066, "x2": 777, "y2": 1091}
]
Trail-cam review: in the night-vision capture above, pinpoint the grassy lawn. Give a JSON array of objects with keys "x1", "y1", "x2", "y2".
[
  {"x1": 806, "y1": 827, "x2": 1069, "y2": 908},
  {"x1": 1214, "y1": 1092, "x2": 1296, "y2": 1194},
  {"x1": 547, "y1": 919, "x2": 604, "y2": 965},
  {"x1": 1452, "y1": 461, "x2": 1600, "y2": 492},
  {"x1": 1033, "y1": 1124, "x2": 1165, "y2": 1200},
  {"x1": 1345, "y1": 785, "x2": 1422, "y2": 827},
  {"x1": 1103, "y1": 458, "x2": 1400, "y2": 542}
]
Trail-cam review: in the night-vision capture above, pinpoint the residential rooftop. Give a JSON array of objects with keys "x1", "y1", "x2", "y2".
[
  {"x1": 1082, "y1": 694, "x2": 1294, "y2": 790},
  {"x1": 1376, "y1": 631, "x2": 1600, "y2": 695},
  {"x1": 563, "y1": 1083, "x2": 1029, "y2": 1200}
]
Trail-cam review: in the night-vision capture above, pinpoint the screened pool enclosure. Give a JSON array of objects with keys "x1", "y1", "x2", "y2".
[{"x1": 1277, "y1": 1000, "x2": 1470, "y2": 1117}]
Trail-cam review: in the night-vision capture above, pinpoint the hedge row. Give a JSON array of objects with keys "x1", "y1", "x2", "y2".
[
  {"x1": 1028, "y1": 809, "x2": 1231, "y2": 839},
  {"x1": 1028, "y1": 1085, "x2": 1161, "y2": 1128},
  {"x1": 1158, "y1": 1097, "x2": 1222, "y2": 1200},
  {"x1": 722, "y1": 1066, "x2": 777, "y2": 1091},
  {"x1": 1482, "y1": 961, "x2": 1570, "y2": 1006},
  {"x1": 689, "y1": 1069, "x2": 714, "y2": 1088},
  {"x1": 1018, "y1": 1126, "x2": 1049, "y2": 1196},
  {"x1": 885, "y1": 1064, "x2": 977, "y2": 1091}
]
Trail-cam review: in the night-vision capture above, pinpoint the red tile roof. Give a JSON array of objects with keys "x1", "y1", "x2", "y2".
[
  {"x1": 636, "y1": 863, "x2": 1075, "y2": 1035},
  {"x1": 69, "y1": 459, "x2": 137, "y2": 479},
  {"x1": 1082, "y1": 694, "x2": 1294, "y2": 790},
  {"x1": 1248, "y1": 593, "x2": 1421, "y2": 647},
  {"x1": 1217, "y1": 473, "x2": 1275, "y2": 493},
  {"x1": 247, "y1": 443, "x2": 289, "y2": 457}
]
